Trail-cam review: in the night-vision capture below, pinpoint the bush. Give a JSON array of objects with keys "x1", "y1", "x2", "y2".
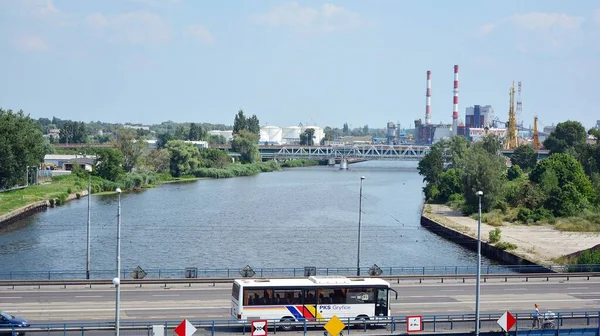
[
  {"x1": 496, "y1": 241, "x2": 517, "y2": 250},
  {"x1": 483, "y1": 211, "x2": 504, "y2": 226},
  {"x1": 507, "y1": 165, "x2": 523, "y2": 181},
  {"x1": 488, "y1": 228, "x2": 501, "y2": 243},
  {"x1": 517, "y1": 207, "x2": 554, "y2": 224},
  {"x1": 76, "y1": 193, "x2": 81, "y2": 199}
]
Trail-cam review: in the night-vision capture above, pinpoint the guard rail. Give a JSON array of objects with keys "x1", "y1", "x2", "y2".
[
  {"x1": 1, "y1": 272, "x2": 598, "y2": 288},
  {"x1": 0, "y1": 311, "x2": 598, "y2": 335}
]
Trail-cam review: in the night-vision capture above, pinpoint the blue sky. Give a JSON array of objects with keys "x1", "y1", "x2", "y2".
[{"x1": 1, "y1": 0, "x2": 599, "y2": 130}]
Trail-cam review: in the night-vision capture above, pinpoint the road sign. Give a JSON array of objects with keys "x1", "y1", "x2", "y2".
[
  {"x1": 497, "y1": 311, "x2": 516, "y2": 332},
  {"x1": 174, "y1": 319, "x2": 197, "y2": 336},
  {"x1": 324, "y1": 315, "x2": 346, "y2": 336},
  {"x1": 130, "y1": 266, "x2": 147, "y2": 279},
  {"x1": 407, "y1": 316, "x2": 423, "y2": 332},
  {"x1": 251, "y1": 320, "x2": 268, "y2": 336}
]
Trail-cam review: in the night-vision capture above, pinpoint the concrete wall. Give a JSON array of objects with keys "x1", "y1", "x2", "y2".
[
  {"x1": 420, "y1": 215, "x2": 553, "y2": 273},
  {"x1": 0, "y1": 200, "x2": 49, "y2": 228}
]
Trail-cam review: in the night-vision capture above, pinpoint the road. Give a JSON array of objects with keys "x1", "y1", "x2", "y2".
[{"x1": 1, "y1": 277, "x2": 599, "y2": 323}]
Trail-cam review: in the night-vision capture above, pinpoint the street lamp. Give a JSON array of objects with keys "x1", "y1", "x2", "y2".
[
  {"x1": 86, "y1": 171, "x2": 91, "y2": 280},
  {"x1": 115, "y1": 187, "x2": 122, "y2": 336},
  {"x1": 475, "y1": 190, "x2": 483, "y2": 336},
  {"x1": 356, "y1": 176, "x2": 365, "y2": 276}
]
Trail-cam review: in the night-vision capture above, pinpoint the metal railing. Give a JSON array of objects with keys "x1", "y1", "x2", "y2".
[
  {"x1": 2, "y1": 264, "x2": 599, "y2": 280},
  {"x1": 0, "y1": 311, "x2": 598, "y2": 335},
  {"x1": 1, "y1": 272, "x2": 598, "y2": 288}
]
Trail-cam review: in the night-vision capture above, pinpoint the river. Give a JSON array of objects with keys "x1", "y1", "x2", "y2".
[{"x1": 0, "y1": 161, "x2": 499, "y2": 276}]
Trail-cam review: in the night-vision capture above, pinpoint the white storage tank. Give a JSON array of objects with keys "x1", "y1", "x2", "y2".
[
  {"x1": 282, "y1": 126, "x2": 302, "y2": 144},
  {"x1": 301, "y1": 126, "x2": 324, "y2": 145},
  {"x1": 260, "y1": 126, "x2": 283, "y2": 144},
  {"x1": 208, "y1": 130, "x2": 234, "y2": 142}
]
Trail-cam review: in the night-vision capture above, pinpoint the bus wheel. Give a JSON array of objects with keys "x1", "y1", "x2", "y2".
[{"x1": 279, "y1": 317, "x2": 295, "y2": 331}]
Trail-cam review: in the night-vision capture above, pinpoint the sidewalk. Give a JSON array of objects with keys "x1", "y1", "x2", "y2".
[{"x1": 423, "y1": 204, "x2": 600, "y2": 264}]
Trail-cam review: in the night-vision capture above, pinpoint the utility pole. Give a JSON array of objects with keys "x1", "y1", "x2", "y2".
[{"x1": 86, "y1": 172, "x2": 91, "y2": 279}]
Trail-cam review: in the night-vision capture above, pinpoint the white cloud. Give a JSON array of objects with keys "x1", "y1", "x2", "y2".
[
  {"x1": 84, "y1": 11, "x2": 170, "y2": 45},
  {"x1": 249, "y1": 2, "x2": 363, "y2": 33},
  {"x1": 476, "y1": 23, "x2": 496, "y2": 36},
  {"x1": 14, "y1": 35, "x2": 47, "y2": 51},
  {"x1": 184, "y1": 24, "x2": 214, "y2": 44}
]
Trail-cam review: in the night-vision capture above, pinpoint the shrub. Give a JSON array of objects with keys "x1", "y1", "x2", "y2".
[
  {"x1": 496, "y1": 241, "x2": 517, "y2": 250},
  {"x1": 488, "y1": 228, "x2": 501, "y2": 244},
  {"x1": 67, "y1": 187, "x2": 73, "y2": 194},
  {"x1": 76, "y1": 193, "x2": 81, "y2": 199}
]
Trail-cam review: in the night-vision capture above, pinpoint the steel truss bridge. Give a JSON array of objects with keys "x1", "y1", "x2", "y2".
[{"x1": 258, "y1": 145, "x2": 431, "y2": 161}]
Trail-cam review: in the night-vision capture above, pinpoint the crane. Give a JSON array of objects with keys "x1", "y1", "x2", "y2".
[{"x1": 504, "y1": 81, "x2": 519, "y2": 150}]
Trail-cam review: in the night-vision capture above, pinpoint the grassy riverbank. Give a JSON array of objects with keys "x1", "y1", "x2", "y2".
[
  {"x1": 0, "y1": 161, "x2": 281, "y2": 217},
  {"x1": 280, "y1": 159, "x2": 321, "y2": 168}
]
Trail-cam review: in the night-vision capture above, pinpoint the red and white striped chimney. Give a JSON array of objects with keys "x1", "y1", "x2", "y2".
[
  {"x1": 452, "y1": 65, "x2": 459, "y2": 135},
  {"x1": 425, "y1": 70, "x2": 432, "y2": 125}
]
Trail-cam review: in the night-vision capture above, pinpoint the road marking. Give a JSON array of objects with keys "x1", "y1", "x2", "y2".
[
  {"x1": 567, "y1": 287, "x2": 589, "y2": 290},
  {"x1": 75, "y1": 295, "x2": 103, "y2": 298}
]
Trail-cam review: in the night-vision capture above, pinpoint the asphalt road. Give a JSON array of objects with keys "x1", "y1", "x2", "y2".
[{"x1": 1, "y1": 277, "x2": 599, "y2": 323}]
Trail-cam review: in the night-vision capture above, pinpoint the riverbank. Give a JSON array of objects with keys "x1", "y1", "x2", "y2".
[{"x1": 423, "y1": 204, "x2": 600, "y2": 265}]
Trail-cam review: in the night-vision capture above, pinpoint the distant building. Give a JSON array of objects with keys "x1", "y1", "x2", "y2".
[
  {"x1": 63, "y1": 158, "x2": 95, "y2": 172},
  {"x1": 44, "y1": 154, "x2": 97, "y2": 168},
  {"x1": 468, "y1": 128, "x2": 506, "y2": 142},
  {"x1": 208, "y1": 130, "x2": 234, "y2": 142},
  {"x1": 338, "y1": 136, "x2": 372, "y2": 145},
  {"x1": 543, "y1": 125, "x2": 556, "y2": 134},
  {"x1": 123, "y1": 125, "x2": 150, "y2": 131},
  {"x1": 465, "y1": 105, "x2": 493, "y2": 128},
  {"x1": 44, "y1": 128, "x2": 60, "y2": 141}
]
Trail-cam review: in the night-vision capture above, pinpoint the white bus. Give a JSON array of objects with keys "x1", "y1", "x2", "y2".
[{"x1": 231, "y1": 276, "x2": 396, "y2": 329}]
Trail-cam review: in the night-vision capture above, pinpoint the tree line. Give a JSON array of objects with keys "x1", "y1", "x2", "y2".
[{"x1": 418, "y1": 120, "x2": 600, "y2": 224}]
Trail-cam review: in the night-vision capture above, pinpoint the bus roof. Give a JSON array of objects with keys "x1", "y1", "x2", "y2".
[{"x1": 233, "y1": 276, "x2": 391, "y2": 287}]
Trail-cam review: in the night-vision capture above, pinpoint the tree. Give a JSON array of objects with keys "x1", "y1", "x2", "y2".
[
  {"x1": 247, "y1": 115, "x2": 260, "y2": 137},
  {"x1": 480, "y1": 134, "x2": 502, "y2": 155},
  {"x1": 114, "y1": 127, "x2": 146, "y2": 172},
  {"x1": 59, "y1": 121, "x2": 87, "y2": 144},
  {"x1": 165, "y1": 140, "x2": 201, "y2": 177},
  {"x1": 231, "y1": 130, "x2": 259, "y2": 163},
  {"x1": 207, "y1": 134, "x2": 227, "y2": 145},
  {"x1": 174, "y1": 125, "x2": 189, "y2": 140},
  {"x1": 300, "y1": 128, "x2": 316, "y2": 146},
  {"x1": 511, "y1": 145, "x2": 538, "y2": 171},
  {"x1": 529, "y1": 153, "x2": 594, "y2": 204},
  {"x1": 233, "y1": 110, "x2": 247, "y2": 135},
  {"x1": 0, "y1": 109, "x2": 48, "y2": 189},
  {"x1": 543, "y1": 120, "x2": 587, "y2": 154},
  {"x1": 362, "y1": 125, "x2": 369, "y2": 135},
  {"x1": 448, "y1": 136, "x2": 469, "y2": 169},
  {"x1": 322, "y1": 127, "x2": 334, "y2": 145},
  {"x1": 188, "y1": 123, "x2": 206, "y2": 141},
  {"x1": 144, "y1": 148, "x2": 171, "y2": 173},
  {"x1": 157, "y1": 132, "x2": 174, "y2": 149},
  {"x1": 462, "y1": 143, "x2": 506, "y2": 212},
  {"x1": 199, "y1": 148, "x2": 230, "y2": 169},
  {"x1": 417, "y1": 141, "x2": 446, "y2": 186},
  {"x1": 94, "y1": 148, "x2": 125, "y2": 181},
  {"x1": 342, "y1": 123, "x2": 349, "y2": 134}
]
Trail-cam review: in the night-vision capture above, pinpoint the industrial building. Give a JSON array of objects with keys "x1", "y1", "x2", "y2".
[
  {"x1": 208, "y1": 130, "x2": 234, "y2": 142},
  {"x1": 258, "y1": 126, "x2": 324, "y2": 145},
  {"x1": 465, "y1": 105, "x2": 494, "y2": 128}
]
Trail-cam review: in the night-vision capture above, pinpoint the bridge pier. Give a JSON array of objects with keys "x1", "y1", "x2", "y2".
[
  {"x1": 327, "y1": 158, "x2": 335, "y2": 166},
  {"x1": 340, "y1": 159, "x2": 348, "y2": 170}
]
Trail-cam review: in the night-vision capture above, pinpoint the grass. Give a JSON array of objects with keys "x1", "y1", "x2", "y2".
[
  {"x1": 280, "y1": 159, "x2": 320, "y2": 168},
  {"x1": 0, "y1": 174, "x2": 84, "y2": 215},
  {"x1": 554, "y1": 215, "x2": 600, "y2": 232},
  {"x1": 495, "y1": 241, "x2": 518, "y2": 251}
]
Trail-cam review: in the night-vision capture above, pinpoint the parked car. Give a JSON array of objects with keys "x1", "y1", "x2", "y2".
[{"x1": 0, "y1": 311, "x2": 29, "y2": 336}]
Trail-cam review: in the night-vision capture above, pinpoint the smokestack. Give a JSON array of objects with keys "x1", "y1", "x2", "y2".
[
  {"x1": 452, "y1": 65, "x2": 459, "y2": 135},
  {"x1": 425, "y1": 70, "x2": 431, "y2": 125}
]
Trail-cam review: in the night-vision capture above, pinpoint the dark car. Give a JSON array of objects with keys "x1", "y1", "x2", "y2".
[{"x1": 0, "y1": 311, "x2": 29, "y2": 336}]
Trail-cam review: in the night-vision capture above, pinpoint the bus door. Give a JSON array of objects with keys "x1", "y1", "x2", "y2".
[
  {"x1": 303, "y1": 289, "x2": 318, "y2": 321},
  {"x1": 375, "y1": 288, "x2": 389, "y2": 316}
]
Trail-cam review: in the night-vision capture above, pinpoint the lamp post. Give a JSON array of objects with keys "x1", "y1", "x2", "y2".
[
  {"x1": 86, "y1": 171, "x2": 92, "y2": 280},
  {"x1": 356, "y1": 176, "x2": 365, "y2": 276},
  {"x1": 475, "y1": 190, "x2": 483, "y2": 336},
  {"x1": 114, "y1": 187, "x2": 122, "y2": 336}
]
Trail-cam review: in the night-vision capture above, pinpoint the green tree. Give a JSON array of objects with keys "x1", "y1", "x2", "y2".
[
  {"x1": 511, "y1": 145, "x2": 538, "y2": 171},
  {"x1": 174, "y1": 125, "x2": 189, "y2": 140},
  {"x1": 157, "y1": 132, "x2": 174, "y2": 149},
  {"x1": 207, "y1": 134, "x2": 227, "y2": 145},
  {"x1": 233, "y1": 110, "x2": 247, "y2": 135},
  {"x1": 199, "y1": 148, "x2": 230, "y2": 169},
  {"x1": 462, "y1": 143, "x2": 506, "y2": 212},
  {"x1": 437, "y1": 168, "x2": 462, "y2": 202},
  {"x1": 231, "y1": 130, "x2": 259, "y2": 163},
  {"x1": 247, "y1": 115, "x2": 260, "y2": 137},
  {"x1": 543, "y1": 120, "x2": 587, "y2": 154},
  {"x1": 114, "y1": 127, "x2": 146, "y2": 173},
  {"x1": 417, "y1": 142, "x2": 445, "y2": 186},
  {"x1": 0, "y1": 109, "x2": 48, "y2": 189},
  {"x1": 480, "y1": 134, "x2": 502, "y2": 155},
  {"x1": 188, "y1": 123, "x2": 206, "y2": 141},
  {"x1": 300, "y1": 128, "x2": 316, "y2": 146},
  {"x1": 507, "y1": 165, "x2": 523, "y2": 181},
  {"x1": 362, "y1": 125, "x2": 369, "y2": 135},
  {"x1": 342, "y1": 123, "x2": 349, "y2": 134},
  {"x1": 322, "y1": 127, "x2": 334, "y2": 145},
  {"x1": 448, "y1": 136, "x2": 469, "y2": 168},
  {"x1": 165, "y1": 140, "x2": 201, "y2": 177},
  {"x1": 59, "y1": 121, "x2": 87, "y2": 144},
  {"x1": 94, "y1": 148, "x2": 125, "y2": 181},
  {"x1": 144, "y1": 148, "x2": 171, "y2": 173}
]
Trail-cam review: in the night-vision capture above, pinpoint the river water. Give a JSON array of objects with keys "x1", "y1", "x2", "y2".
[{"x1": 0, "y1": 161, "x2": 498, "y2": 276}]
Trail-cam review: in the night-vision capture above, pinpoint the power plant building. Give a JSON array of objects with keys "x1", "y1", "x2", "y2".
[{"x1": 465, "y1": 105, "x2": 493, "y2": 128}]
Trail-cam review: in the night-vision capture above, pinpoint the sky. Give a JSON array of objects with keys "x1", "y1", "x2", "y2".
[{"x1": 1, "y1": 0, "x2": 599, "y2": 130}]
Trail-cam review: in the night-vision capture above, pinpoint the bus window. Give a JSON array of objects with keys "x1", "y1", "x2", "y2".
[
  {"x1": 346, "y1": 288, "x2": 375, "y2": 304},
  {"x1": 304, "y1": 289, "x2": 316, "y2": 305},
  {"x1": 244, "y1": 289, "x2": 273, "y2": 305},
  {"x1": 274, "y1": 289, "x2": 302, "y2": 304},
  {"x1": 318, "y1": 288, "x2": 347, "y2": 304},
  {"x1": 232, "y1": 283, "x2": 240, "y2": 300}
]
